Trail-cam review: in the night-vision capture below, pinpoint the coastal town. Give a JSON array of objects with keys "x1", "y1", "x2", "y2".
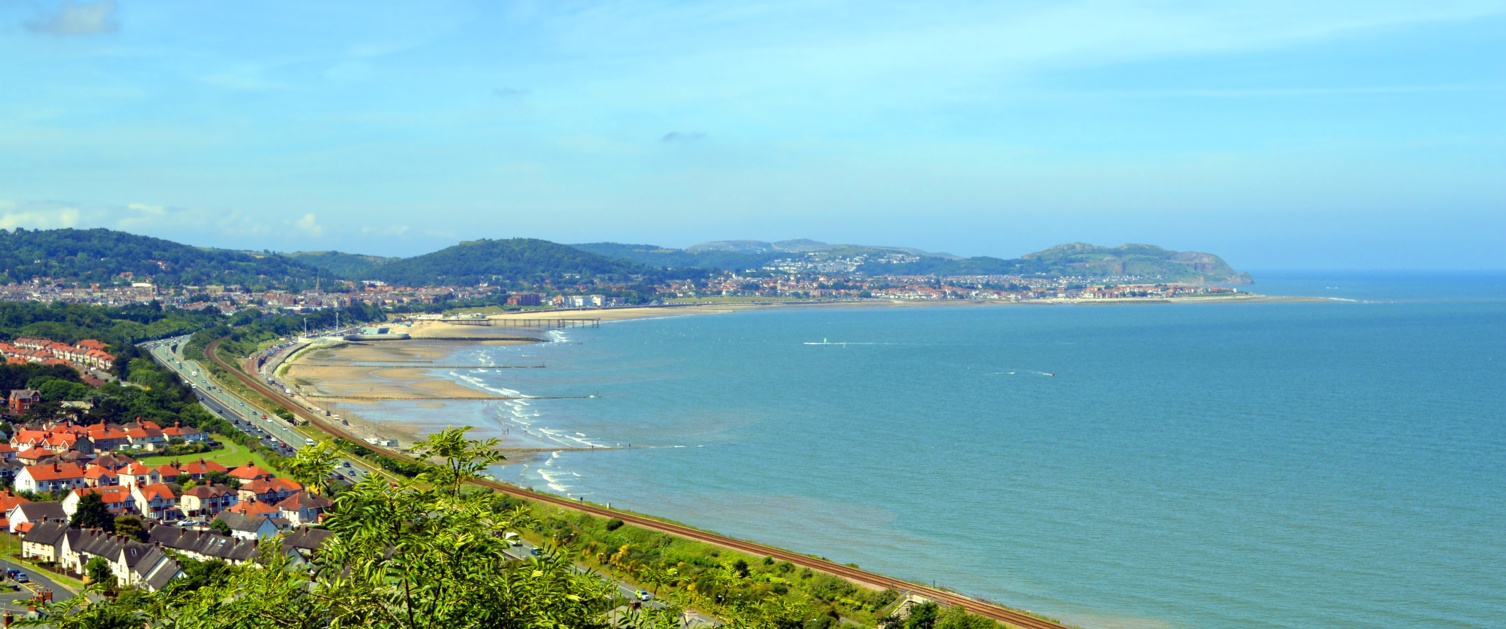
[{"x1": 0, "y1": 268, "x2": 1241, "y2": 315}]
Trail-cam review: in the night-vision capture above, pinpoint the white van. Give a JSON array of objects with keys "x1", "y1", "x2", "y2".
[{"x1": 304, "y1": 438, "x2": 316, "y2": 446}]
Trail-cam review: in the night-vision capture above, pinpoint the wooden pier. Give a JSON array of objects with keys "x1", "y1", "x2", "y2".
[
  {"x1": 438, "y1": 318, "x2": 493, "y2": 326},
  {"x1": 494, "y1": 318, "x2": 601, "y2": 329}
]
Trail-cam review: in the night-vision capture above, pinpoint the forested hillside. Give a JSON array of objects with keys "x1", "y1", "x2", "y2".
[
  {"x1": 0, "y1": 301, "x2": 221, "y2": 357},
  {"x1": 280, "y1": 250, "x2": 394, "y2": 278},
  {"x1": 0, "y1": 228, "x2": 326, "y2": 289},
  {"x1": 368, "y1": 238, "x2": 657, "y2": 287},
  {"x1": 570, "y1": 242, "x2": 783, "y2": 271}
]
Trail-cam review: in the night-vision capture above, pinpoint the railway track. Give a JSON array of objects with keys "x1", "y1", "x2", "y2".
[{"x1": 206, "y1": 337, "x2": 1072, "y2": 629}]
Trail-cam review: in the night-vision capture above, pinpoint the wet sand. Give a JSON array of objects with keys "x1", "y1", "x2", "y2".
[{"x1": 284, "y1": 338, "x2": 542, "y2": 449}]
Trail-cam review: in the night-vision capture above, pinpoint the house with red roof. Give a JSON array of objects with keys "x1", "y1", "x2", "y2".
[
  {"x1": 84, "y1": 465, "x2": 120, "y2": 487},
  {"x1": 8, "y1": 390, "x2": 41, "y2": 414},
  {"x1": 180, "y1": 485, "x2": 239, "y2": 518},
  {"x1": 276, "y1": 491, "x2": 333, "y2": 527},
  {"x1": 85, "y1": 424, "x2": 133, "y2": 451},
  {"x1": 124, "y1": 426, "x2": 167, "y2": 451},
  {"x1": 161, "y1": 422, "x2": 207, "y2": 443},
  {"x1": 9, "y1": 429, "x2": 51, "y2": 451},
  {"x1": 15, "y1": 462, "x2": 89, "y2": 493},
  {"x1": 131, "y1": 483, "x2": 182, "y2": 521},
  {"x1": 176, "y1": 459, "x2": 228, "y2": 480},
  {"x1": 228, "y1": 464, "x2": 276, "y2": 482},
  {"x1": 15, "y1": 448, "x2": 57, "y2": 466},
  {"x1": 237, "y1": 477, "x2": 302, "y2": 505},
  {"x1": 38, "y1": 431, "x2": 93, "y2": 455},
  {"x1": 62, "y1": 485, "x2": 137, "y2": 520},
  {"x1": 118, "y1": 462, "x2": 162, "y2": 487},
  {"x1": 0, "y1": 489, "x2": 31, "y2": 530},
  {"x1": 224, "y1": 499, "x2": 280, "y2": 518}
]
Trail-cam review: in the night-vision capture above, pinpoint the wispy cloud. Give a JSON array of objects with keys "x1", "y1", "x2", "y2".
[
  {"x1": 0, "y1": 205, "x2": 82, "y2": 229},
  {"x1": 24, "y1": 0, "x2": 119, "y2": 37},
  {"x1": 360, "y1": 225, "x2": 410, "y2": 237},
  {"x1": 293, "y1": 213, "x2": 324, "y2": 237}
]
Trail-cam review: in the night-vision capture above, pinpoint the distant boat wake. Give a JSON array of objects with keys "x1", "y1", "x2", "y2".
[
  {"x1": 989, "y1": 370, "x2": 1057, "y2": 377},
  {"x1": 803, "y1": 338, "x2": 880, "y2": 347}
]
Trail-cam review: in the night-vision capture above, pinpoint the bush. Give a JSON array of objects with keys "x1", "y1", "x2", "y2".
[{"x1": 605, "y1": 518, "x2": 625, "y2": 532}]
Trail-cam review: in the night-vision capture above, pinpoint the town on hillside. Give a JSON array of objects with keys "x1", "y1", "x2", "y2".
[{"x1": 1, "y1": 412, "x2": 335, "y2": 593}]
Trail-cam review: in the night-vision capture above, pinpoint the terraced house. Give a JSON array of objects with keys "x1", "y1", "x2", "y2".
[{"x1": 14, "y1": 462, "x2": 88, "y2": 493}]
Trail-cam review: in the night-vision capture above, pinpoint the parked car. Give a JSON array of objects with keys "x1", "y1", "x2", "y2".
[{"x1": 14, "y1": 572, "x2": 29, "y2": 583}]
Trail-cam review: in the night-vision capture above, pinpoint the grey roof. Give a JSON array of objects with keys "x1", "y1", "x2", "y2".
[
  {"x1": 149, "y1": 527, "x2": 258, "y2": 563},
  {"x1": 281, "y1": 527, "x2": 334, "y2": 554},
  {"x1": 19, "y1": 520, "x2": 68, "y2": 546},
  {"x1": 74, "y1": 530, "x2": 125, "y2": 558},
  {"x1": 14, "y1": 502, "x2": 67, "y2": 522},
  {"x1": 121, "y1": 540, "x2": 165, "y2": 569},
  {"x1": 211, "y1": 511, "x2": 275, "y2": 533},
  {"x1": 140, "y1": 556, "x2": 182, "y2": 592}
]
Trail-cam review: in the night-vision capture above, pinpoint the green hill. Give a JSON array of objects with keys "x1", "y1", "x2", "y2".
[
  {"x1": 281, "y1": 250, "x2": 395, "y2": 278},
  {"x1": 569, "y1": 242, "x2": 783, "y2": 271},
  {"x1": 369, "y1": 238, "x2": 655, "y2": 286},
  {"x1": 1019, "y1": 243, "x2": 1251, "y2": 283},
  {"x1": 0, "y1": 228, "x2": 325, "y2": 289}
]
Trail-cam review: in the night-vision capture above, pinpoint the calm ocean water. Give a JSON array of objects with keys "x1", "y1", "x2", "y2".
[{"x1": 363, "y1": 272, "x2": 1506, "y2": 629}]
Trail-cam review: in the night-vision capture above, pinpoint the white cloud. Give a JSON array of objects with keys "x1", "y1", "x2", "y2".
[
  {"x1": 0, "y1": 207, "x2": 81, "y2": 229},
  {"x1": 360, "y1": 224, "x2": 410, "y2": 237},
  {"x1": 24, "y1": 0, "x2": 119, "y2": 37},
  {"x1": 294, "y1": 213, "x2": 324, "y2": 237}
]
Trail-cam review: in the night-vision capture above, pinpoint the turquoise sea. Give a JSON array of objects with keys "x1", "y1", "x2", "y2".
[{"x1": 361, "y1": 272, "x2": 1506, "y2": 629}]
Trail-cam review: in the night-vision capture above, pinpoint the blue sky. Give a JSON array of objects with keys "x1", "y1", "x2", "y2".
[{"x1": 1, "y1": 1, "x2": 1502, "y2": 269}]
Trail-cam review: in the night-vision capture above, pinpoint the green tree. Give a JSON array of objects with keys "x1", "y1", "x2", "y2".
[
  {"x1": 113, "y1": 515, "x2": 148, "y2": 542},
  {"x1": 209, "y1": 519, "x2": 232, "y2": 536},
  {"x1": 904, "y1": 602, "x2": 939, "y2": 629},
  {"x1": 84, "y1": 556, "x2": 114, "y2": 587},
  {"x1": 202, "y1": 469, "x2": 241, "y2": 489},
  {"x1": 412, "y1": 426, "x2": 504, "y2": 498},
  {"x1": 69, "y1": 492, "x2": 115, "y2": 532},
  {"x1": 284, "y1": 439, "x2": 340, "y2": 495}
]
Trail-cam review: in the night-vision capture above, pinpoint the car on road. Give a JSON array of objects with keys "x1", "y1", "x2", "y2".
[
  {"x1": 13, "y1": 573, "x2": 28, "y2": 583},
  {"x1": 635, "y1": 590, "x2": 652, "y2": 601}
]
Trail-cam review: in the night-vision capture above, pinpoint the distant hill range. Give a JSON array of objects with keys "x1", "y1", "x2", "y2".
[
  {"x1": 572, "y1": 240, "x2": 1251, "y2": 284},
  {"x1": 0, "y1": 228, "x2": 1249, "y2": 287}
]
